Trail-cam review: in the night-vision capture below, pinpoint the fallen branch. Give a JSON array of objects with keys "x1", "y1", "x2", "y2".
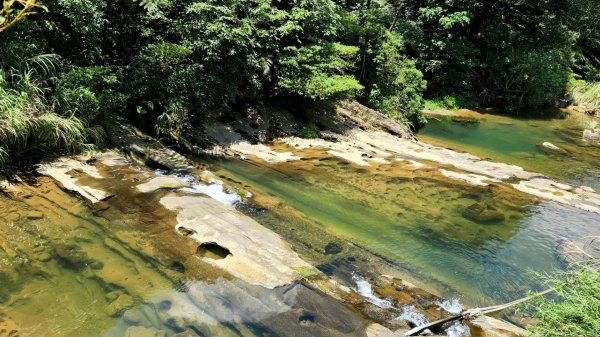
[{"x1": 404, "y1": 288, "x2": 555, "y2": 336}]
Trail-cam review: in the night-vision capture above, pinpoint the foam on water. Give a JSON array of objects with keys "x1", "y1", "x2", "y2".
[
  {"x1": 181, "y1": 183, "x2": 241, "y2": 206},
  {"x1": 444, "y1": 321, "x2": 471, "y2": 337},
  {"x1": 352, "y1": 275, "x2": 394, "y2": 309},
  {"x1": 396, "y1": 305, "x2": 428, "y2": 327},
  {"x1": 155, "y1": 169, "x2": 242, "y2": 206},
  {"x1": 437, "y1": 298, "x2": 463, "y2": 314}
]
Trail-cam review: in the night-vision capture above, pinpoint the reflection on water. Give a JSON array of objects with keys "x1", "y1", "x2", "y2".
[{"x1": 209, "y1": 154, "x2": 600, "y2": 306}]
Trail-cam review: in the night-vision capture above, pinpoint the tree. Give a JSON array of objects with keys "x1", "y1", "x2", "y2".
[{"x1": 0, "y1": 0, "x2": 46, "y2": 33}]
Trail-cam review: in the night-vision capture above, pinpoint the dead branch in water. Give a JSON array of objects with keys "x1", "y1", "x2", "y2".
[{"x1": 404, "y1": 288, "x2": 555, "y2": 336}]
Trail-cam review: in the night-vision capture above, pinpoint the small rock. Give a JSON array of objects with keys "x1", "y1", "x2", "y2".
[
  {"x1": 106, "y1": 294, "x2": 134, "y2": 317},
  {"x1": 467, "y1": 315, "x2": 527, "y2": 337},
  {"x1": 123, "y1": 309, "x2": 146, "y2": 325},
  {"x1": 25, "y1": 211, "x2": 44, "y2": 220},
  {"x1": 537, "y1": 141, "x2": 567, "y2": 155},
  {"x1": 463, "y1": 203, "x2": 505, "y2": 223}
]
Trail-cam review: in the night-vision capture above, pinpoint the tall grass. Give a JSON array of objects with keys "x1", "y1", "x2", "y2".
[
  {"x1": 568, "y1": 80, "x2": 600, "y2": 111},
  {"x1": 526, "y1": 264, "x2": 600, "y2": 337},
  {"x1": 0, "y1": 55, "x2": 93, "y2": 172}
]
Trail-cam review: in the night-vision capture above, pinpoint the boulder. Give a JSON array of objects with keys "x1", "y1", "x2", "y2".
[
  {"x1": 463, "y1": 203, "x2": 505, "y2": 223},
  {"x1": 136, "y1": 176, "x2": 191, "y2": 193},
  {"x1": 467, "y1": 315, "x2": 528, "y2": 337}
]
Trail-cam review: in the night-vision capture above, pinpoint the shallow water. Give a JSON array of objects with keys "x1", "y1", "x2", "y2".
[
  {"x1": 209, "y1": 137, "x2": 600, "y2": 306},
  {"x1": 419, "y1": 111, "x2": 600, "y2": 190},
  {"x1": 0, "y1": 167, "x2": 372, "y2": 336}
]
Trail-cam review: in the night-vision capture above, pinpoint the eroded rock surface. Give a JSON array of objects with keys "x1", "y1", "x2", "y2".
[
  {"x1": 218, "y1": 128, "x2": 600, "y2": 215},
  {"x1": 160, "y1": 195, "x2": 314, "y2": 288},
  {"x1": 136, "y1": 176, "x2": 191, "y2": 193},
  {"x1": 38, "y1": 157, "x2": 109, "y2": 203}
]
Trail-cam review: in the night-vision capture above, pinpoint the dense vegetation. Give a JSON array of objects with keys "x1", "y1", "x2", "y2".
[
  {"x1": 0, "y1": 0, "x2": 599, "y2": 169},
  {"x1": 527, "y1": 265, "x2": 600, "y2": 337}
]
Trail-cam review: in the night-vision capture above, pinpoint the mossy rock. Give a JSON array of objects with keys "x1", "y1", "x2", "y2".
[{"x1": 462, "y1": 203, "x2": 505, "y2": 223}]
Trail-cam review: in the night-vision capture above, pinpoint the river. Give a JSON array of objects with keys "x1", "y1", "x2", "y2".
[{"x1": 1, "y1": 110, "x2": 599, "y2": 336}]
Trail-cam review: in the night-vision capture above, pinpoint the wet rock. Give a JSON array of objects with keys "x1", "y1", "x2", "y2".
[
  {"x1": 160, "y1": 195, "x2": 314, "y2": 288},
  {"x1": 124, "y1": 326, "x2": 167, "y2": 337},
  {"x1": 136, "y1": 177, "x2": 191, "y2": 193},
  {"x1": 366, "y1": 323, "x2": 404, "y2": 337},
  {"x1": 172, "y1": 330, "x2": 202, "y2": 337},
  {"x1": 123, "y1": 309, "x2": 147, "y2": 325},
  {"x1": 25, "y1": 211, "x2": 44, "y2": 220},
  {"x1": 54, "y1": 243, "x2": 92, "y2": 267},
  {"x1": 5, "y1": 213, "x2": 21, "y2": 222},
  {"x1": 537, "y1": 142, "x2": 568, "y2": 155},
  {"x1": 467, "y1": 315, "x2": 527, "y2": 337},
  {"x1": 463, "y1": 203, "x2": 505, "y2": 223},
  {"x1": 37, "y1": 157, "x2": 110, "y2": 203},
  {"x1": 106, "y1": 294, "x2": 134, "y2": 317},
  {"x1": 325, "y1": 242, "x2": 343, "y2": 255},
  {"x1": 583, "y1": 128, "x2": 600, "y2": 142}
]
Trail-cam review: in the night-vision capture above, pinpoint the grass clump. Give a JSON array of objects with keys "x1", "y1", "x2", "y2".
[
  {"x1": 0, "y1": 56, "x2": 95, "y2": 172},
  {"x1": 526, "y1": 265, "x2": 600, "y2": 337},
  {"x1": 568, "y1": 80, "x2": 600, "y2": 111},
  {"x1": 299, "y1": 126, "x2": 319, "y2": 138}
]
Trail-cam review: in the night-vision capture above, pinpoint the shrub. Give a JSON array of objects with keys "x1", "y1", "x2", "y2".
[{"x1": 526, "y1": 266, "x2": 600, "y2": 337}]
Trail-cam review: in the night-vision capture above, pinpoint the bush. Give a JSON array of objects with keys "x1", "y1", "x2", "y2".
[{"x1": 526, "y1": 266, "x2": 600, "y2": 337}]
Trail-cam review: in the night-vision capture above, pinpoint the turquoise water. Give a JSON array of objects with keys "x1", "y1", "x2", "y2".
[
  {"x1": 419, "y1": 111, "x2": 600, "y2": 190},
  {"x1": 210, "y1": 155, "x2": 600, "y2": 306}
]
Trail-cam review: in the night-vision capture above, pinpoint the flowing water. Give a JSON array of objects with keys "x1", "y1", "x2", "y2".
[
  {"x1": 206, "y1": 111, "x2": 600, "y2": 306},
  {"x1": 1, "y1": 110, "x2": 600, "y2": 336}
]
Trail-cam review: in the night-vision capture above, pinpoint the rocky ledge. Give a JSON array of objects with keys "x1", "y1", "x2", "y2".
[{"x1": 217, "y1": 128, "x2": 600, "y2": 216}]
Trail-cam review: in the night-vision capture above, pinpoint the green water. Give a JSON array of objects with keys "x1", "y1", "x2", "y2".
[
  {"x1": 419, "y1": 112, "x2": 600, "y2": 190},
  {"x1": 209, "y1": 117, "x2": 600, "y2": 306},
  {"x1": 0, "y1": 168, "x2": 371, "y2": 336}
]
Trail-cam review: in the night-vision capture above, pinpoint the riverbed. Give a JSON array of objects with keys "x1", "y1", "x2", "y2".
[{"x1": 1, "y1": 110, "x2": 599, "y2": 336}]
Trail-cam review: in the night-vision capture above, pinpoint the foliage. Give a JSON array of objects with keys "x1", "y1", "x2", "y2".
[
  {"x1": 0, "y1": 0, "x2": 46, "y2": 33},
  {"x1": 0, "y1": 60, "x2": 91, "y2": 170},
  {"x1": 526, "y1": 265, "x2": 600, "y2": 337},
  {"x1": 1, "y1": 0, "x2": 600, "y2": 171},
  {"x1": 299, "y1": 126, "x2": 319, "y2": 138},
  {"x1": 568, "y1": 79, "x2": 600, "y2": 111}
]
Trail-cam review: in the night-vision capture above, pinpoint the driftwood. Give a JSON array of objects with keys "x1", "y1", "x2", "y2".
[{"x1": 404, "y1": 288, "x2": 555, "y2": 336}]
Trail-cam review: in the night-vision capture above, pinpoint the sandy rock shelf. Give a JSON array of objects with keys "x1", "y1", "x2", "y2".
[
  {"x1": 220, "y1": 128, "x2": 600, "y2": 215},
  {"x1": 160, "y1": 194, "x2": 314, "y2": 288}
]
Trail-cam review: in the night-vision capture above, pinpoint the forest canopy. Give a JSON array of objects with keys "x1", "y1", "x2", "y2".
[{"x1": 0, "y1": 0, "x2": 599, "y2": 168}]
